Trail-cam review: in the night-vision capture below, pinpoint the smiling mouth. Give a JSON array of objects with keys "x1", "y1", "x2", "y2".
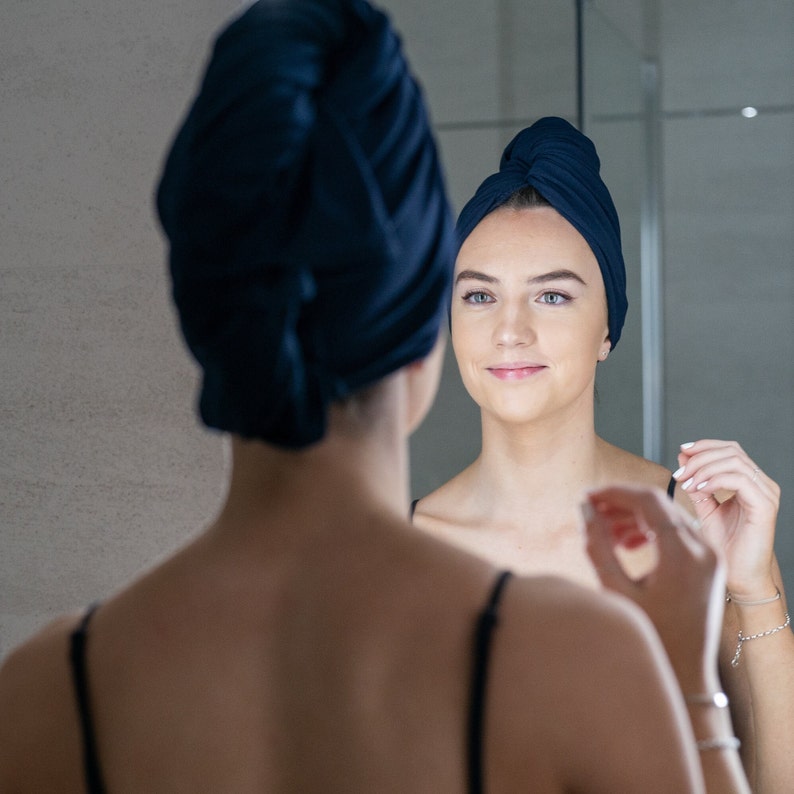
[{"x1": 487, "y1": 364, "x2": 546, "y2": 381}]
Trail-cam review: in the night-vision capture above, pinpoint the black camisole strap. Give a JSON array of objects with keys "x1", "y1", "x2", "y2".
[
  {"x1": 468, "y1": 570, "x2": 512, "y2": 794},
  {"x1": 69, "y1": 603, "x2": 107, "y2": 794}
]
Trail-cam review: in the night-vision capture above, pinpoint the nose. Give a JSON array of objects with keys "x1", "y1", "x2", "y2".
[{"x1": 492, "y1": 302, "x2": 536, "y2": 348}]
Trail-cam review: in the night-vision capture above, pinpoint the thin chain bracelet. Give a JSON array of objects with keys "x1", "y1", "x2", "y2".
[
  {"x1": 726, "y1": 588, "x2": 781, "y2": 606},
  {"x1": 731, "y1": 611, "x2": 791, "y2": 667}
]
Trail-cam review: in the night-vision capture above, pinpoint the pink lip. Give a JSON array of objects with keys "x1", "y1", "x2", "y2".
[{"x1": 487, "y1": 362, "x2": 547, "y2": 381}]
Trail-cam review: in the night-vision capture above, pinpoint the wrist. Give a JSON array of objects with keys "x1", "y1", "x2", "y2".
[
  {"x1": 727, "y1": 588, "x2": 780, "y2": 606},
  {"x1": 725, "y1": 579, "x2": 778, "y2": 604},
  {"x1": 669, "y1": 661, "x2": 721, "y2": 700}
]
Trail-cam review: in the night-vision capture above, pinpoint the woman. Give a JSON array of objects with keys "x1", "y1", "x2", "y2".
[
  {"x1": 0, "y1": 3, "x2": 747, "y2": 792},
  {"x1": 413, "y1": 116, "x2": 793, "y2": 792}
]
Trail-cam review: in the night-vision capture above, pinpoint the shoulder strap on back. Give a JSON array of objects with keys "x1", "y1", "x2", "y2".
[
  {"x1": 468, "y1": 571, "x2": 512, "y2": 794},
  {"x1": 69, "y1": 604, "x2": 107, "y2": 794}
]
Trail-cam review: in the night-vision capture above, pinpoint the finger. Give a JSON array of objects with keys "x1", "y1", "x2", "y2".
[
  {"x1": 588, "y1": 485, "x2": 673, "y2": 532},
  {"x1": 678, "y1": 438, "x2": 746, "y2": 459},
  {"x1": 687, "y1": 489, "x2": 721, "y2": 515},
  {"x1": 673, "y1": 447, "x2": 777, "y2": 504},
  {"x1": 590, "y1": 486, "x2": 704, "y2": 570},
  {"x1": 680, "y1": 464, "x2": 777, "y2": 507},
  {"x1": 581, "y1": 500, "x2": 636, "y2": 596},
  {"x1": 674, "y1": 441, "x2": 745, "y2": 482}
]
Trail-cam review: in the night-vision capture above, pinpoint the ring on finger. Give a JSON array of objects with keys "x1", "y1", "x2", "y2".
[{"x1": 752, "y1": 467, "x2": 761, "y2": 483}]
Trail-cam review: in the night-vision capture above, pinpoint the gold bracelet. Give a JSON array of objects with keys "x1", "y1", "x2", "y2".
[
  {"x1": 731, "y1": 611, "x2": 791, "y2": 667},
  {"x1": 726, "y1": 588, "x2": 781, "y2": 606}
]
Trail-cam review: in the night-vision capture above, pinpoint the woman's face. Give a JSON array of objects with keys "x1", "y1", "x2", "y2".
[{"x1": 451, "y1": 206, "x2": 610, "y2": 427}]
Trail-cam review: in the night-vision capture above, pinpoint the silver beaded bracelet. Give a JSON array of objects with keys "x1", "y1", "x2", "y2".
[
  {"x1": 685, "y1": 691, "x2": 729, "y2": 708},
  {"x1": 731, "y1": 611, "x2": 791, "y2": 667},
  {"x1": 696, "y1": 736, "x2": 741, "y2": 752}
]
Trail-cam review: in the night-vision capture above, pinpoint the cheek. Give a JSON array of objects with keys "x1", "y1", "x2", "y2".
[{"x1": 450, "y1": 311, "x2": 477, "y2": 360}]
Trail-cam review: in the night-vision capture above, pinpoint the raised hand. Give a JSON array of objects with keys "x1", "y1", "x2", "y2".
[
  {"x1": 673, "y1": 439, "x2": 780, "y2": 600},
  {"x1": 582, "y1": 484, "x2": 725, "y2": 689}
]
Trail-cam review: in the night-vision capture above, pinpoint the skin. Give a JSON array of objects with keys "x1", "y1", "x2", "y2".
[
  {"x1": 0, "y1": 333, "x2": 743, "y2": 793},
  {"x1": 419, "y1": 207, "x2": 674, "y2": 584},
  {"x1": 414, "y1": 205, "x2": 792, "y2": 791}
]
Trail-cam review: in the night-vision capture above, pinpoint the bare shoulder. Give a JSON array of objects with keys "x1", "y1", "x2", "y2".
[
  {"x1": 501, "y1": 574, "x2": 661, "y2": 660},
  {"x1": 599, "y1": 439, "x2": 672, "y2": 491},
  {"x1": 0, "y1": 613, "x2": 85, "y2": 790},
  {"x1": 412, "y1": 465, "x2": 478, "y2": 529},
  {"x1": 486, "y1": 575, "x2": 696, "y2": 791},
  {"x1": 0, "y1": 612, "x2": 78, "y2": 711},
  {"x1": 493, "y1": 575, "x2": 665, "y2": 722},
  {"x1": 599, "y1": 441, "x2": 697, "y2": 515}
]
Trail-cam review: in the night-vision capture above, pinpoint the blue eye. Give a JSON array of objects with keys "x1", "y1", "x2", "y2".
[
  {"x1": 463, "y1": 290, "x2": 494, "y2": 304},
  {"x1": 539, "y1": 291, "x2": 569, "y2": 305}
]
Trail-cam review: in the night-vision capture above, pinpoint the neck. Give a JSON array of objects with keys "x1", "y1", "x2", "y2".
[
  {"x1": 473, "y1": 401, "x2": 602, "y2": 520},
  {"x1": 211, "y1": 388, "x2": 411, "y2": 545}
]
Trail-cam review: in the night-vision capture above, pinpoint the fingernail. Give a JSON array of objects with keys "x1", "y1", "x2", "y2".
[
  {"x1": 621, "y1": 532, "x2": 650, "y2": 550},
  {"x1": 682, "y1": 477, "x2": 694, "y2": 491},
  {"x1": 672, "y1": 466, "x2": 685, "y2": 479},
  {"x1": 695, "y1": 480, "x2": 709, "y2": 491},
  {"x1": 681, "y1": 441, "x2": 695, "y2": 450}
]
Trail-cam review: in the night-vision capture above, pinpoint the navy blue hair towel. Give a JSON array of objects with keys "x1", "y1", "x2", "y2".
[
  {"x1": 156, "y1": 0, "x2": 455, "y2": 447},
  {"x1": 456, "y1": 117, "x2": 627, "y2": 348}
]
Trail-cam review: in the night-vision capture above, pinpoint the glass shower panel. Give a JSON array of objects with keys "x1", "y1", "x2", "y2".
[{"x1": 580, "y1": 3, "x2": 658, "y2": 459}]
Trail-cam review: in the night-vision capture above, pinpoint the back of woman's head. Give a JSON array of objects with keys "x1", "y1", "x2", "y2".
[{"x1": 156, "y1": 0, "x2": 455, "y2": 448}]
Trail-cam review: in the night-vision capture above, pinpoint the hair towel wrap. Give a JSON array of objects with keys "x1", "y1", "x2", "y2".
[
  {"x1": 456, "y1": 117, "x2": 627, "y2": 348},
  {"x1": 156, "y1": 0, "x2": 455, "y2": 447}
]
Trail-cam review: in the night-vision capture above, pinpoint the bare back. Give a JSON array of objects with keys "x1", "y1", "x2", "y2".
[{"x1": 0, "y1": 506, "x2": 701, "y2": 793}]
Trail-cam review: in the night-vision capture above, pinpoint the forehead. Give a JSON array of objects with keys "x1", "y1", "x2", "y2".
[{"x1": 456, "y1": 206, "x2": 599, "y2": 280}]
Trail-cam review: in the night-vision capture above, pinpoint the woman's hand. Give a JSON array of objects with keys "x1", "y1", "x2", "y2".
[
  {"x1": 582, "y1": 485, "x2": 726, "y2": 690},
  {"x1": 673, "y1": 439, "x2": 780, "y2": 600}
]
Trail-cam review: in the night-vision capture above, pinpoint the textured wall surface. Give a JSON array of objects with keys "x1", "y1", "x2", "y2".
[{"x1": 1, "y1": 1, "x2": 237, "y2": 656}]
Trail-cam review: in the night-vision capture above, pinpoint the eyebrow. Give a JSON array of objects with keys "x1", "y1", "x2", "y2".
[{"x1": 455, "y1": 268, "x2": 587, "y2": 287}]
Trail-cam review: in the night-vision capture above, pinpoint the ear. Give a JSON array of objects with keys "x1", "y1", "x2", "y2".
[{"x1": 598, "y1": 333, "x2": 612, "y2": 362}]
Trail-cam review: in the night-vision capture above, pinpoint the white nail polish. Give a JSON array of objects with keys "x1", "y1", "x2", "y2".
[
  {"x1": 696, "y1": 480, "x2": 709, "y2": 491},
  {"x1": 682, "y1": 477, "x2": 694, "y2": 490},
  {"x1": 681, "y1": 441, "x2": 695, "y2": 450},
  {"x1": 672, "y1": 466, "x2": 685, "y2": 479}
]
